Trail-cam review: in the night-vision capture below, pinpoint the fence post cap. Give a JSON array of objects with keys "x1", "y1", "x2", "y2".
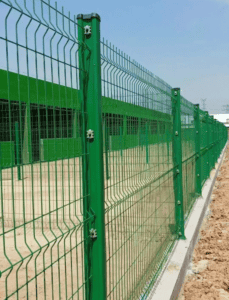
[{"x1": 77, "y1": 13, "x2": 101, "y2": 22}]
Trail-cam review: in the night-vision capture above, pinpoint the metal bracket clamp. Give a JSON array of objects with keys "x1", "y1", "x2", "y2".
[
  {"x1": 84, "y1": 25, "x2": 91, "y2": 36},
  {"x1": 89, "y1": 228, "x2": 97, "y2": 240},
  {"x1": 87, "y1": 129, "x2": 94, "y2": 140}
]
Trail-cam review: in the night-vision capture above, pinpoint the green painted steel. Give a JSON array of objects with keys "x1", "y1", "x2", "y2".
[
  {"x1": 172, "y1": 88, "x2": 185, "y2": 240},
  {"x1": 77, "y1": 13, "x2": 107, "y2": 300},
  {"x1": 194, "y1": 104, "x2": 202, "y2": 196},
  {"x1": 101, "y1": 41, "x2": 177, "y2": 299},
  {"x1": 0, "y1": 0, "x2": 227, "y2": 299},
  {"x1": 0, "y1": 1, "x2": 89, "y2": 299}
]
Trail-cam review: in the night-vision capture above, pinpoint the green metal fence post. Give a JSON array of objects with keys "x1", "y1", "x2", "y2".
[
  {"x1": 78, "y1": 13, "x2": 107, "y2": 300},
  {"x1": 194, "y1": 104, "x2": 201, "y2": 195},
  {"x1": 210, "y1": 116, "x2": 214, "y2": 169},
  {"x1": 15, "y1": 122, "x2": 21, "y2": 180},
  {"x1": 205, "y1": 112, "x2": 210, "y2": 176},
  {"x1": 172, "y1": 88, "x2": 186, "y2": 239},
  {"x1": 216, "y1": 121, "x2": 219, "y2": 158}
]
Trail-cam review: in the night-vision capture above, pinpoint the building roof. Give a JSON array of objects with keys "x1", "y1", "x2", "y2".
[{"x1": 211, "y1": 114, "x2": 229, "y2": 127}]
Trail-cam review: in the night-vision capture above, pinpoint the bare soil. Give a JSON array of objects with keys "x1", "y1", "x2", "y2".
[{"x1": 179, "y1": 144, "x2": 229, "y2": 300}]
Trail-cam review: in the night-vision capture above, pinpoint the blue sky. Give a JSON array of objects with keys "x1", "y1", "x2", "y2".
[
  {"x1": 56, "y1": 0, "x2": 228, "y2": 113},
  {"x1": 15, "y1": 0, "x2": 228, "y2": 113}
]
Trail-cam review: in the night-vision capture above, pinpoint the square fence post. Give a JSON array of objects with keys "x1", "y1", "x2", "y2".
[
  {"x1": 172, "y1": 88, "x2": 186, "y2": 239},
  {"x1": 77, "y1": 13, "x2": 106, "y2": 300},
  {"x1": 194, "y1": 104, "x2": 201, "y2": 195},
  {"x1": 205, "y1": 112, "x2": 211, "y2": 176},
  {"x1": 210, "y1": 116, "x2": 214, "y2": 169},
  {"x1": 213, "y1": 118, "x2": 215, "y2": 164}
]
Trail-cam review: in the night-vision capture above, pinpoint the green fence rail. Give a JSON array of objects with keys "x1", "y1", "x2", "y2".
[{"x1": 0, "y1": 0, "x2": 227, "y2": 300}]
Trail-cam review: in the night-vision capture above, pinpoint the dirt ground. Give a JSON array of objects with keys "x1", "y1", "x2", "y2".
[{"x1": 179, "y1": 144, "x2": 229, "y2": 300}]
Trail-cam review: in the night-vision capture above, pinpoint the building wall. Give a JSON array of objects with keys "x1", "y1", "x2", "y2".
[{"x1": 0, "y1": 69, "x2": 172, "y2": 168}]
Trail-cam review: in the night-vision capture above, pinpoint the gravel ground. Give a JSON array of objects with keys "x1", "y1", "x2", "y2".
[{"x1": 179, "y1": 144, "x2": 229, "y2": 300}]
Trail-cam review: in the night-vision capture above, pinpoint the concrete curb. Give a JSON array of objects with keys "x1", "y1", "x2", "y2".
[{"x1": 146, "y1": 143, "x2": 228, "y2": 300}]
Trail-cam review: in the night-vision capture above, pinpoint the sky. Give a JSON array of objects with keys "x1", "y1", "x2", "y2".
[{"x1": 52, "y1": 0, "x2": 229, "y2": 114}]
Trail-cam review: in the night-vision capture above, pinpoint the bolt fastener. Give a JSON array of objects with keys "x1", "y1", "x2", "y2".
[
  {"x1": 87, "y1": 129, "x2": 94, "y2": 140},
  {"x1": 84, "y1": 25, "x2": 91, "y2": 35},
  {"x1": 89, "y1": 228, "x2": 97, "y2": 240},
  {"x1": 177, "y1": 201, "x2": 181, "y2": 205}
]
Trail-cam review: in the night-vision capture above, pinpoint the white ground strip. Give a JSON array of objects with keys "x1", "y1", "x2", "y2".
[{"x1": 146, "y1": 143, "x2": 228, "y2": 300}]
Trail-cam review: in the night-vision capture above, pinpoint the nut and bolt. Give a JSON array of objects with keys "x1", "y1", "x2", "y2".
[
  {"x1": 87, "y1": 129, "x2": 94, "y2": 140},
  {"x1": 89, "y1": 228, "x2": 97, "y2": 240},
  {"x1": 84, "y1": 25, "x2": 92, "y2": 35}
]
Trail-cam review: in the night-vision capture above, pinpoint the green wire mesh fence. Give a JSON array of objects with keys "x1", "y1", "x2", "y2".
[
  {"x1": 0, "y1": 1, "x2": 88, "y2": 299},
  {"x1": 0, "y1": 0, "x2": 228, "y2": 300},
  {"x1": 101, "y1": 40, "x2": 176, "y2": 300}
]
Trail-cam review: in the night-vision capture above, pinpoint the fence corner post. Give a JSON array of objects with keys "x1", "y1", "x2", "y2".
[
  {"x1": 77, "y1": 13, "x2": 107, "y2": 300},
  {"x1": 172, "y1": 87, "x2": 186, "y2": 240},
  {"x1": 194, "y1": 104, "x2": 201, "y2": 196}
]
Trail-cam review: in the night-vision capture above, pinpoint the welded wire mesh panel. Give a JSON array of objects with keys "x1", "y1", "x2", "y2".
[
  {"x1": 101, "y1": 39, "x2": 172, "y2": 114},
  {"x1": 199, "y1": 110, "x2": 209, "y2": 187},
  {"x1": 0, "y1": 1, "x2": 88, "y2": 299},
  {"x1": 0, "y1": 1, "x2": 227, "y2": 299},
  {"x1": 180, "y1": 96, "x2": 196, "y2": 218},
  {"x1": 101, "y1": 44, "x2": 176, "y2": 299}
]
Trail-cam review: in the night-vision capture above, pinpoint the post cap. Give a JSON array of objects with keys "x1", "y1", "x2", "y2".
[
  {"x1": 77, "y1": 13, "x2": 101, "y2": 22},
  {"x1": 173, "y1": 87, "x2": 180, "y2": 91}
]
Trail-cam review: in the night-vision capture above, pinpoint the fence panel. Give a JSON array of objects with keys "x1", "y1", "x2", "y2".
[
  {"x1": 180, "y1": 96, "x2": 196, "y2": 219},
  {"x1": 101, "y1": 41, "x2": 177, "y2": 300},
  {"x1": 0, "y1": 1, "x2": 88, "y2": 299},
  {"x1": 0, "y1": 1, "x2": 228, "y2": 300}
]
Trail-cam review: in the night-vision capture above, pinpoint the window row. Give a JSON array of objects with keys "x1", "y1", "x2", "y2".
[{"x1": 0, "y1": 100, "x2": 171, "y2": 143}]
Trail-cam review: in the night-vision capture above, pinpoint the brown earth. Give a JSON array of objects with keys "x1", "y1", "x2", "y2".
[{"x1": 179, "y1": 144, "x2": 229, "y2": 300}]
